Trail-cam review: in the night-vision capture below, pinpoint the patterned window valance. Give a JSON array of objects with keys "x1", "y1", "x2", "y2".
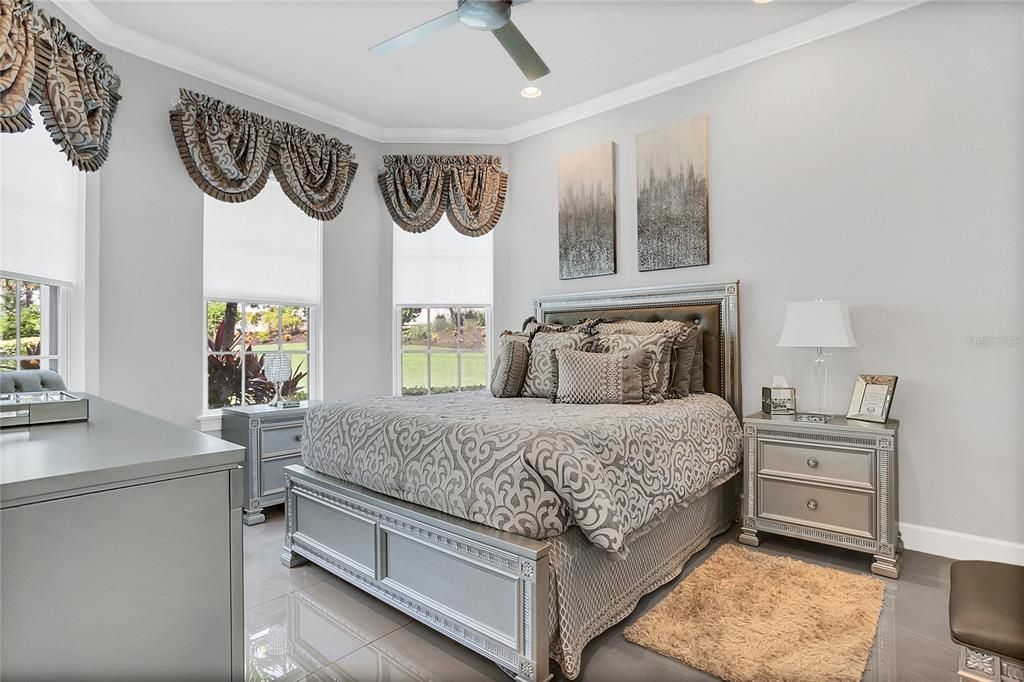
[
  {"x1": 169, "y1": 89, "x2": 358, "y2": 221},
  {"x1": 378, "y1": 155, "x2": 508, "y2": 237},
  {"x1": 1, "y1": 0, "x2": 122, "y2": 172}
]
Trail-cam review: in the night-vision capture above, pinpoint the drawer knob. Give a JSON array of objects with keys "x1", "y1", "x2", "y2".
[
  {"x1": 807, "y1": 458, "x2": 819, "y2": 469},
  {"x1": 294, "y1": 434, "x2": 302, "y2": 442},
  {"x1": 806, "y1": 499, "x2": 818, "y2": 511}
]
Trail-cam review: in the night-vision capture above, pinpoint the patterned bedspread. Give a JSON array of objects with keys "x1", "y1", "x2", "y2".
[{"x1": 301, "y1": 391, "x2": 742, "y2": 554}]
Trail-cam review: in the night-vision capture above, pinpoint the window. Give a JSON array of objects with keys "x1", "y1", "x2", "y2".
[
  {"x1": 393, "y1": 217, "x2": 493, "y2": 396},
  {"x1": 399, "y1": 306, "x2": 489, "y2": 395},
  {"x1": 203, "y1": 181, "x2": 321, "y2": 413},
  {"x1": 0, "y1": 105, "x2": 83, "y2": 383},
  {"x1": 205, "y1": 301, "x2": 311, "y2": 408},
  {"x1": 0, "y1": 277, "x2": 62, "y2": 373}
]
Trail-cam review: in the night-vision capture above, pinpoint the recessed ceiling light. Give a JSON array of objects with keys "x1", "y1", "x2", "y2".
[
  {"x1": 520, "y1": 86, "x2": 542, "y2": 99},
  {"x1": 753, "y1": 0, "x2": 774, "y2": 4}
]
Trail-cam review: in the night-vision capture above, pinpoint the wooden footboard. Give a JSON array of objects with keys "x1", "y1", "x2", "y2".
[{"x1": 280, "y1": 465, "x2": 552, "y2": 682}]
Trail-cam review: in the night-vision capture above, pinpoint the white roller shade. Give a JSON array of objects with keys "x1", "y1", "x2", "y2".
[
  {"x1": 0, "y1": 110, "x2": 83, "y2": 286},
  {"x1": 393, "y1": 217, "x2": 493, "y2": 305},
  {"x1": 203, "y1": 180, "x2": 321, "y2": 305}
]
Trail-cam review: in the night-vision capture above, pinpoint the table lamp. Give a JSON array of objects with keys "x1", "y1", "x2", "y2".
[
  {"x1": 263, "y1": 353, "x2": 293, "y2": 407},
  {"x1": 777, "y1": 300, "x2": 857, "y2": 421}
]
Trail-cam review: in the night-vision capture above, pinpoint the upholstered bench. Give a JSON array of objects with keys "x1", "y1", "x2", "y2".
[
  {"x1": 0, "y1": 369, "x2": 68, "y2": 393},
  {"x1": 949, "y1": 560, "x2": 1024, "y2": 681}
]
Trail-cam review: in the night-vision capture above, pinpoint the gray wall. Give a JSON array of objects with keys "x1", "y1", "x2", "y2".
[
  {"x1": 45, "y1": 5, "x2": 390, "y2": 427},
  {"x1": 496, "y1": 2, "x2": 1024, "y2": 544}
]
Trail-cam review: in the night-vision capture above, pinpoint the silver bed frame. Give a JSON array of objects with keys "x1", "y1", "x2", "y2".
[{"x1": 281, "y1": 282, "x2": 741, "y2": 681}]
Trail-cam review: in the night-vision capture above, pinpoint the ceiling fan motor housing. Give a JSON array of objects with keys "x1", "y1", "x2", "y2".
[{"x1": 457, "y1": 0, "x2": 512, "y2": 31}]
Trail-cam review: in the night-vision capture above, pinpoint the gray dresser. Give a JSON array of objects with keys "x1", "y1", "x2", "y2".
[
  {"x1": 739, "y1": 413, "x2": 902, "y2": 578},
  {"x1": 1, "y1": 396, "x2": 245, "y2": 680},
  {"x1": 222, "y1": 402, "x2": 312, "y2": 525}
]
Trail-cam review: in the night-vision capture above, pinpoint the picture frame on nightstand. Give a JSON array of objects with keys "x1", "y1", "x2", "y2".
[{"x1": 847, "y1": 374, "x2": 897, "y2": 423}]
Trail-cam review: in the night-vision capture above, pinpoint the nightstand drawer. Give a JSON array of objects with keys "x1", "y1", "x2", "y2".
[
  {"x1": 260, "y1": 423, "x2": 304, "y2": 458},
  {"x1": 759, "y1": 478, "x2": 875, "y2": 538},
  {"x1": 760, "y1": 440, "x2": 873, "y2": 488},
  {"x1": 261, "y1": 453, "x2": 303, "y2": 496}
]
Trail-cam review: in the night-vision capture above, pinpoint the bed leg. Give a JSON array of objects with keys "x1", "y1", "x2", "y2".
[
  {"x1": 280, "y1": 547, "x2": 307, "y2": 568},
  {"x1": 280, "y1": 475, "x2": 306, "y2": 568}
]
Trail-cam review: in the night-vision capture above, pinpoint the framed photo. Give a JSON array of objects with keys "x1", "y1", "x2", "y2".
[{"x1": 847, "y1": 375, "x2": 898, "y2": 423}]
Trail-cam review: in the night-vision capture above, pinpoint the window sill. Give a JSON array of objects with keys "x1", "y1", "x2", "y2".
[{"x1": 197, "y1": 411, "x2": 222, "y2": 433}]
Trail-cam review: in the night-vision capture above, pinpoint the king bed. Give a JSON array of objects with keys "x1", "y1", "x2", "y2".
[{"x1": 280, "y1": 281, "x2": 742, "y2": 681}]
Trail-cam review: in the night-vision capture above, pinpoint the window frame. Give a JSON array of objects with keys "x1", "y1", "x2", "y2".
[
  {"x1": 0, "y1": 274, "x2": 68, "y2": 378},
  {"x1": 393, "y1": 304, "x2": 493, "y2": 397},
  {"x1": 201, "y1": 299, "x2": 321, "y2": 420}
]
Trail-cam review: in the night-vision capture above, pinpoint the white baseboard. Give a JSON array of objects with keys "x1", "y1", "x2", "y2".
[{"x1": 901, "y1": 523, "x2": 1024, "y2": 565}]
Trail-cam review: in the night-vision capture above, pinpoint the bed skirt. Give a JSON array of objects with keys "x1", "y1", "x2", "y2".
[{"x1": 548, "y1": 474, "x2": 741, "y2": 679}]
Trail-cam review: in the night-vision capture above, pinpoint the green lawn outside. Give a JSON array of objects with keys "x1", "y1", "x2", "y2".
[{"x1": 403, "y1": 351, "x2": 486, "y2": 394}]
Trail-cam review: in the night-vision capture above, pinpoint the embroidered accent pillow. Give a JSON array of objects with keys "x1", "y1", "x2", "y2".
[
  {"x1": 521, "y1": 332, "x2": 592, "y2": 398},
  {"x1": 594, "y1": 333, "x2": 671, "y2": 403},
  {"x1": 490, "y1": 336, "x2": 530, "y2": 398},
  {"x1": 551, "y1": 348, "x2": 657, "y2": 405}
]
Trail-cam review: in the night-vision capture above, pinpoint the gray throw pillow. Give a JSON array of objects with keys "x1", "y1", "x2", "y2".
[
  {"x1": 551, "y1": 348, "x2": 657, "y2": 405},
  {"x1": 490, "y1": 337, "x2": 530, "y2": 398},
  {"x1": 667, "y1": 325, "x2": 700, "y2": 399},
  {"x1": 689, "y1": 329, "x2": 705, "y2": 394}
]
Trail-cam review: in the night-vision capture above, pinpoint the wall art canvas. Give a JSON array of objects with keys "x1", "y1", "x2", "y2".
[
  {"x1": 636, "y1": 115, "x2": 709, "y2": 271},
  {"x1": 557, "y1": 142, "x2": 616, "y2": 280}
]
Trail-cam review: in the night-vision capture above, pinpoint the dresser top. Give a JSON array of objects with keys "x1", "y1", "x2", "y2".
[
  {"x1": 744, "y1": 412, "x2": 898, "y2": 435},
  {"x1": 1, "y1": 396, "x2": 243, "y2": 507}
]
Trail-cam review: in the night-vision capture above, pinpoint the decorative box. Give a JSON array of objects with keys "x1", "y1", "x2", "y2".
[
  {"x1": 762, "y1": 386, "x2": 796, "y2": 415},
  {"x1": 0, "y1": 391, "x2": 90, "y2": 428}
]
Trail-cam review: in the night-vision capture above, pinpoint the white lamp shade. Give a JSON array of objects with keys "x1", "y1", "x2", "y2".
[{"x1": 777, "y1": 300, "x2": 858, "y2": 348}]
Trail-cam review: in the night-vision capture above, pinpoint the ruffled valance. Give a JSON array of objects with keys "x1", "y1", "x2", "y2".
[
  {"x1": 169, "y1": 89, "x2": 359, "y2": 221},
  {"x1": 379, "y1": 155, "x2": 508, "y2": 237},
  {"x1": 0, "y1": 0, "x2": 37, "y2": 133},
  {"x1": 0, "y1": 0, "x2": 122, "y2": 171}
]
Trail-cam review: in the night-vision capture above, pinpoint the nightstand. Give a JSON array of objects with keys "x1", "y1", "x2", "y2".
[
  {"x1": 738, "y1": 413, "x2": 902, "y2": 578},
  {"x1": 221, "y1": 402, "x2": 313, "y2": 526}
]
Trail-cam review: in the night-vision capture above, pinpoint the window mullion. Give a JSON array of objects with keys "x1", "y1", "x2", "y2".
[
  {"x1": 240, "y1": 301, "x2": 247, "y2": 406},
  {"x1": 14, "y1": 280, "x2": 21, "y2": 364}
]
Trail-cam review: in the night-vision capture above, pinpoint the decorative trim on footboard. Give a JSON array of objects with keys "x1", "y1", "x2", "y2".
[{"x1": 281, "y1": 465, "x2": 552, "y2": 682}]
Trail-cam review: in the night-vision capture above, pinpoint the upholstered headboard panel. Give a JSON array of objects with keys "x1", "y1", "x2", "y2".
[{"x1": 534, "y1": 282, "x2": 741, "y2": 416}]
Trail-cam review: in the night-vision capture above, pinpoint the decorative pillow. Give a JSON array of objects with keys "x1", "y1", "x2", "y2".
[
  {"x1": 666, "y1": 328, "x2": 700, "y2": 399},
  {"x1": 522, "y1": 316, "x2": 599, "y2": 336},
  {"x1": 499, "y1": 330, "x2": 531, "y2": 347},
  {"x1": 594, "y1": 333, "x2": 671, "y2": 401},
  {"x1": 690, "y1": 329, "x2": 705, "y2": 394},
  {"x1": 490, "y1": 337, "x2": 530, "y2": 398},
  {"x1": 551, "y1": 348, "x2": 657, "y2": 405},
  {"x1": 521, "y1": 332, "x2": 592, "y2": 398}
]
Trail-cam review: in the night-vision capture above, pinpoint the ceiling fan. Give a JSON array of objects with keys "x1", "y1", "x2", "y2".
[{"x1": 370, "y1": 0, "x2": 550, "y2": 81}]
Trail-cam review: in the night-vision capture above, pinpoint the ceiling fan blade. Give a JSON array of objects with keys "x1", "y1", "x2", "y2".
[
  {"x1": 492, "y1": 20, "x2": 550, "y2": 81},
  {"x1": 370, "y1": 10, "x2": 460, "y2": 54}
]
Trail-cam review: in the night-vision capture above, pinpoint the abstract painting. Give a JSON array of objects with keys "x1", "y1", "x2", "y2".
[
  {"x1": 558, "y1": 142, "x2": 616, "y2": 280},
  {"x1": 636, "y1": 115, "x2": 709, "y2": 271}
]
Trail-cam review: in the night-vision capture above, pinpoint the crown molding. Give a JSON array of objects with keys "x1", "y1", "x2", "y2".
[
  {"x1": 498, "y1": 0, "x2": 926, "y2": 143},
  {"x1": 52, "y1": 0, "x2": 923, "y2": 145},
  {"x1": 51, "y1": 0, "x2": 388, "y2": 141}
]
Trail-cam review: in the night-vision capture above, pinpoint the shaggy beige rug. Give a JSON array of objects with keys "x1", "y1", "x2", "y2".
[{"x1": 623, "y1": 544, "x2": 885, "y2": 682}]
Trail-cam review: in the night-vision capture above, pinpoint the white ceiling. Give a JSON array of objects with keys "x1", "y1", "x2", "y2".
[{"x1": 69, "y1": 1, "x2": 914, "y2": 141}]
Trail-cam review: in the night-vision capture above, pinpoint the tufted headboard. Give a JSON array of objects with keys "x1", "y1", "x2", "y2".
[{"x1": 534, "y1": 281, "x2": 741, "y2": 416}]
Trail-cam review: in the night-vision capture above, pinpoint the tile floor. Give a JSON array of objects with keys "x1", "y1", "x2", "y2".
[{"x1": 244, "y1": 508, "x2": 961, "y2": 681}]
